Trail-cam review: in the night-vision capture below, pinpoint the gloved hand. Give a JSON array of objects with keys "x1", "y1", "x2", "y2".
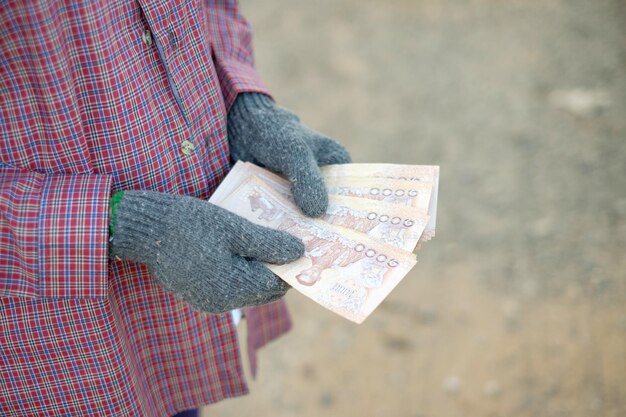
[
  {"x1": 108, "y1": 190, "x2": 304, "y2": 313},
  {"x1": 227, "y1": 93, "x2": 351, "y2": 217}
]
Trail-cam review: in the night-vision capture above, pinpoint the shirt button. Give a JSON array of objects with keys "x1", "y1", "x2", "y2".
[
  {"x1": 142, "y1": 29, "x2": 153, "y2": 46},
  {"x1": 181, "y1": 140, "x2": 195, "y2": 156}
]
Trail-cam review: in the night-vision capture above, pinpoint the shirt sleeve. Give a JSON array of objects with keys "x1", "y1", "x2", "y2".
[
  {"x1": 0, "y1": 163, "x2": 112, "y2": 299},
  {"x1": 204, "y1": 0, "x2": 272, "y2": 110}
]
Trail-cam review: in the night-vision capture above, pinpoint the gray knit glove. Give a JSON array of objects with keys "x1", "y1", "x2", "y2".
[
  {"x1": 228, "y1": 93, "x2": 351, "y2": 217},
  {"x1": 108, "y1": 190, "x2": 304, "y2": 313}
]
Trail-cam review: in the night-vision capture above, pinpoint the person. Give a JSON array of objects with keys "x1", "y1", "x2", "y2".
[{"x1": 0, "y1": 1, "x2": 350, "y2": 416}]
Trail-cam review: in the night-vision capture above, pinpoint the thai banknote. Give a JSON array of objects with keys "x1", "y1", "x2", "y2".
[
  {"x1": 216, "y1": 176, "x2": 417, "y2": 323},
  {"x1": 209, "y1": 162, "x2": 288, "y2": 204},
  {"x1": 324, "y1": 176, "x2": 433, "y2": 211},
  {"x1": 321, "y1": 163, "x2": 439, "y2": 241},
  {"x1": 240, "y1": 172, "x2": 430, "y2": 252},
  {"x1": 209, "y1": 162, "x2": 254, "y2": 204},
  {"x1": 320, "y1": 163, "x2": 438, "y2": 182},
  {"x1": 210, "y1": 162, "x2": 430, "y2": 251},
  {"x1": 322, "y1": 196, "x2": 428, "y2": 252}
]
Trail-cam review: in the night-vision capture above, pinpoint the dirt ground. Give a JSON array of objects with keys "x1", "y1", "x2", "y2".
[{"x1": 206, "y1": 1, "x2": 626, "y2": 416}]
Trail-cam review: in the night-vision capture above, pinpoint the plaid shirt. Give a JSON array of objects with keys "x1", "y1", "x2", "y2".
[{"x1": 0, "y1": 1, "x2": 292, "y2": 416}]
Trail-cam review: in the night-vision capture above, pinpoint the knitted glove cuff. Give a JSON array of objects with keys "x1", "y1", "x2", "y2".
[
  {"x1": 108, "y1": 190, "x2": 178, "y2": 261},
  {"x1": 228, "y1": 92, "x2": 275, "y2": 120}
]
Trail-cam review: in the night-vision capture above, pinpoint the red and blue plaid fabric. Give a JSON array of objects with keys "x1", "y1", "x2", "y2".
[{"x1": 0, "y1": 1, "x2": 292, "y2": 415}]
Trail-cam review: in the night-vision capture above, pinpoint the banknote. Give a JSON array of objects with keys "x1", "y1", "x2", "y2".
[
  {"x1": 241, "y1": 173, "x2": 430, "y2": 252},
  {"x1": 320, "y1": 163, "x2": 438, "y2": 182},
  {"x1": 321, "y1": 163, "x2": 439, "y2": 241},
  {"x1": 324, "y1": 176, "x2": 433, "y2": 211},
  {"x1": 210, "y1": 162, "x2": 430, "y2": 251},
  {"x1": 217, "y1": 177, "x2": 417, "y2": 324},
  {"x1": 321, "y1": 196, "x2": 429, "y2": 252},
  {"x1": 209, "y1": 162, "x2": 288, "y2": 204},
  {"x1": 212, "y1": 163, "x2": 435, "y2": 228},
  {"x1": 209, "y1": 162, "x2": 254, "y2": 204}
]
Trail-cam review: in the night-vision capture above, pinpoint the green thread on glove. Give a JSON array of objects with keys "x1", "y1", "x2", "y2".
[{"x1": 109, "y1": 191, "x2": 125, "y2": 237}]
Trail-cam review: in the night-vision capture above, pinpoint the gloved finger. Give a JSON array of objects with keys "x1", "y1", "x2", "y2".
[
  {"x1": 182, "y1": 256, "x2": 289, "y2": 313},
  {"x1": 255, "y1": 291, "x2": 288, "y2": 306},
  {"x1": 275, "y1": 143, "x2": 328, "y2": 217},
  {"x1": 246, "y1": 259, "x2": 291, "y2": 298},
  {"x1": 228, "y1": 219, "x2": 304, "y2": 264},
  {"x1": 229, "y1": 256, "x2": 291, "y2": 300},
  {"x1": 248, "y1": 125, "x2": 329, "y2": 217},
  {"x1": 305, "y1": 132, "x2": 352, "y2": 166}
]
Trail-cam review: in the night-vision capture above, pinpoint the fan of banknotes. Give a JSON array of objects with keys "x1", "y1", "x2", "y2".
[{"x1": 210, "y1": 162, "x2": 439, "y2": 323}]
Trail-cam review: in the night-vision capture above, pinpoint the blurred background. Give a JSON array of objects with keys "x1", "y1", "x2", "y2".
[{"x1": 207, "y1": 0, "x2": 626, "y2": 416}]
